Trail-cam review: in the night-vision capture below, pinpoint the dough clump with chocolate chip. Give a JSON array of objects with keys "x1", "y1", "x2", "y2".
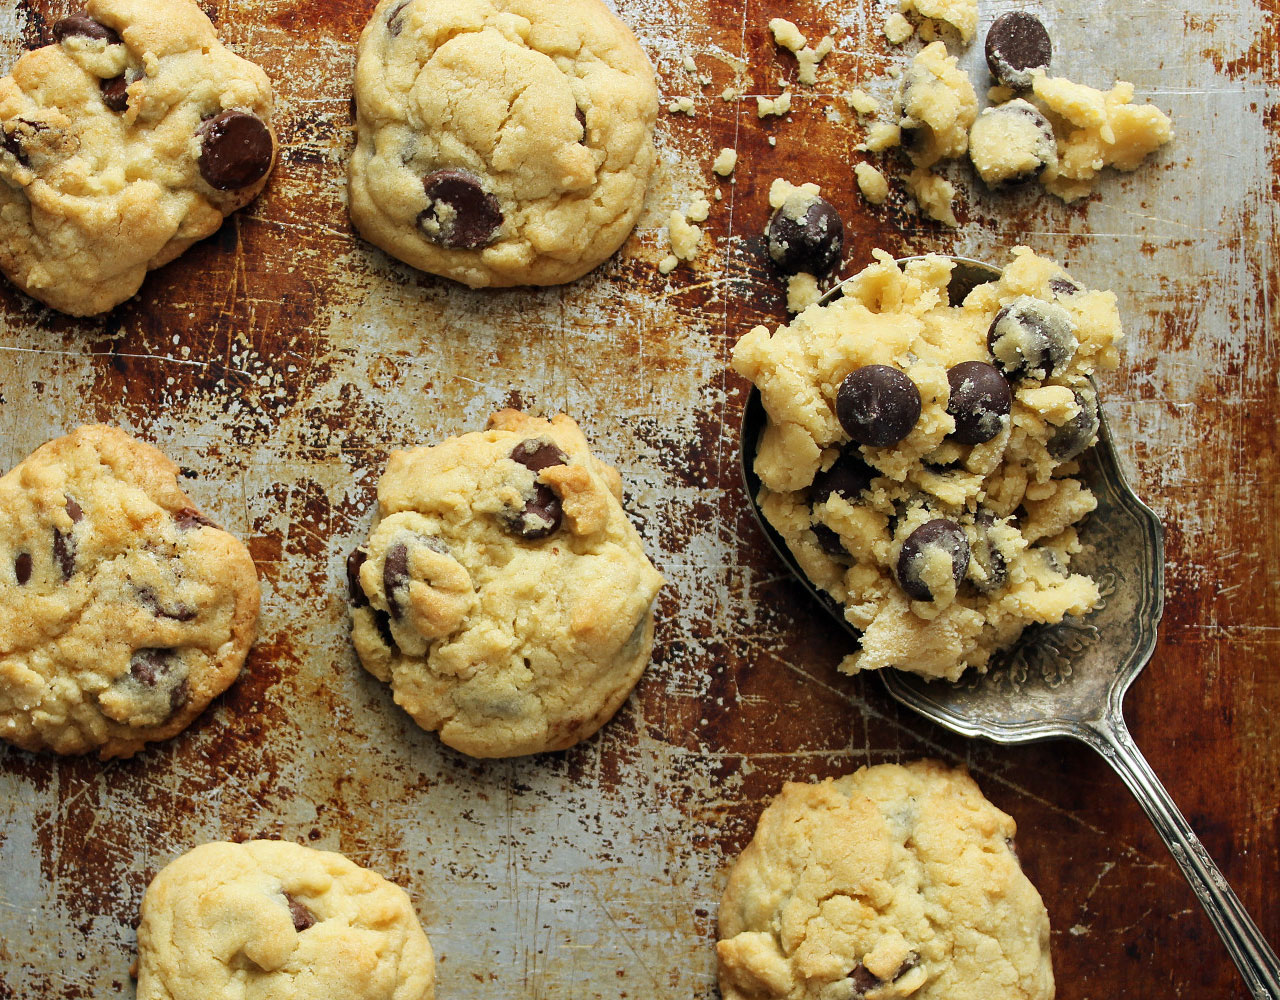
[
  {"x1": 349, "y1": 410, "x2": 663, "y2": 758},
  {"x1": 136, "y1": 840, "x2": 435, "y2": 1000},
  {"x1": 717, "y1": 760, "x2": 1054, "y2": 1000},
  {"x1": 733, "y1": 249, "x2": 1122, "y2": 680},
  {"x1": 0, "y1": 425, "x2": 259, "y2": 757},
  {"x1": 347, "y1": 0, "x2": 658, "y2": 288},
  {"x1": 0, "y1": 0, "x2": 276, "y2": 315}
]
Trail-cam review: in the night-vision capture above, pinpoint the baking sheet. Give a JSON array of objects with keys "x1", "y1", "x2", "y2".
[{"x1": 0, "y1": 0, "x2": 1277, "y2": 996}]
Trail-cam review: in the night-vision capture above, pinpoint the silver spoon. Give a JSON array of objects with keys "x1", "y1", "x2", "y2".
[{"x1": 739, "y1": 256, "x2": 1279, "y2": 998}]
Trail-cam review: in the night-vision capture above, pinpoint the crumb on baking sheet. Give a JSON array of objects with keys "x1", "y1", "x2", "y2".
[
  {"x1": 757, "y1": 91, "x2": 793, "y2": 118},
  {"x1": 713, "y1": 148, "x2": 738, "y2": 176},
  {"x1": 854, "y1": 162, "x2": 890, "y2": 205},
  {"x1": 884, "y1": 12, "x2": 914, "y2": 44}
]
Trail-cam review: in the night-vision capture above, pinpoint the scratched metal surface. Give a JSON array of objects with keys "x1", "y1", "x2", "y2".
[{"x1": 0, "y1": 0, "x2": 1276, "y2": 996}]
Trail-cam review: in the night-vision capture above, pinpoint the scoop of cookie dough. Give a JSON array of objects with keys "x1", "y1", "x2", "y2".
[
  {"x1": 0, "y1": 425, "x2": 259, "y2": 757},
  {"x1": 0, "y1": 0, "x2": 277, "y2": 316},
  {"x1": 349, "y1": 410, "x2": 664, "y2": 758},
  {"x1": 716, "y1": 760, "x2": 1054, "y2": 1000},
  {"x1": 732, "y1": 248, "x2": 1122, "y2": 680},
  {"x1": 136, "y1": 840, "x2": 435, "y2": 1000},
  {"x1": 347, "y1": 0, "x2": 658, "y2": 288}
]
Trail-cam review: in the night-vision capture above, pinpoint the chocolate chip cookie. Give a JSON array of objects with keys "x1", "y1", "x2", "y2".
[
  {"x1": 0, "y1": 425, "x2": 259, "y2": 757},
  {"x1": 347, "y1": 0, "x2": 658, "y2": 288},
  {"x1": 0, "y1": 0, "x2": 276, "y2": 316},
  {"x1": 136, "y1": 840, "x2": 435, "y2": 1000},
  {"x1": 348, "y1": 410, "x2": 664, "y2": 758},
  {"x1": 717, "y1": 760, "x2": 1054, "y2": 1000}
]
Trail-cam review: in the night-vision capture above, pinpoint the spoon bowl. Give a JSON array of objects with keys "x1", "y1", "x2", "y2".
[{"x1": 738, "y1": 255, "x2": 1279, "y2": 997}]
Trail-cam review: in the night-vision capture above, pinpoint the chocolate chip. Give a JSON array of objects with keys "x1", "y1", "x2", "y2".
[
  {"x1": 129, "y1": 647, "x2": 176, "y2": 687},
  {"x1": 766, "y1": 195, "x2": 843, "y2": 276},
  {"x1": 811, "y1": 521, "x2": 846, "y2": 556},
  {"x1": 968, "y1": 100, "x2": 1056, "y2": 187},
  {"x1": 897, "y1": 518, "x2": 970, "y2": 602},
  {"x1": 65, "y1": 496, "x2": 83, "y2": 522},
  {"x1": 1048, "y1": 276, "x2": 1082, "y2": 297},
  {"x1": 197, "y1": 110, "x2": 274, "y2": 191},
  {"x1": 836, "y1": 365, "x2": 921, "y2": 448},
  {"x1": 968, "y1": 509, "x2": 1008, "y2": 594},
  {"x1": 502, "y1": 482, "x2": 562, "y2": 540},
  {"x1": 417, "y1": 168, "x2": 503, "y2": 250},
  {"x1": 848, "y1": 963, "x2": 880, "y2": 996},
  {"x1": 811, "y1": 446, "x2": 876, "y2": 507},
  {"x1": 985, "y1": 11, "x2": 1052, "y2": 90},
  {"x1": 52, "y1": 529, "x2": 75, "y2": 581},
  {"x1": 14, "y1": 553, "x2": 32, "y2": 585},
  {"x1": 283, "y1": 892, "x2": 316, "y2": 932},
  {"x1": 100, "y1": 75, "x2": 129, "y2": 113},
  {"x1": 1, "y1": 119, "x2": 47, "y2": 166},
  {"x1": 52, "y1": 12, "x2": 121, "y2": 44},
  {"x1": 373, "y1": 608, "x2": 397, "y2": 648},
  {"x1": 347, "y1": 548, "x2": 369, "y2": 607},
  {"x1": 174, "y1": 507, "x2": 219, "y2": 531},
  {"x1": 896, "y1": 953, "x2": 921, "y2": 978},
  {"x1": 137, "y1": 586, "x2": 197, "y2": 622},
  {"x1": 946, "y1": 361, "x2": 1011, "y2": 444},
  {"x1": 510, "y1": 439, "x2": 569, "y2": 473},
  {"x1": 168, "y1": 676, "x2": 189, "y2": 714},
  {"x1": 387, "y1": 0, "x2": 410, "y2": 34},
  {"x1": 987, "y1": 296, "x2": 1078, "y2": 381},
  {"x1": 1047, "y1": 383, "x2": 1100, "y2": 461},
  {"x1": 575, "y1": 106, "x2": 588, "y2": 144},
  {"x1": 382, "y1": 540, "x2": 410, "y2": 618}
]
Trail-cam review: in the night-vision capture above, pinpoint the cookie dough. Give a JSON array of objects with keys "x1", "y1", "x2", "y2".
[
  {"x1": 900, "y1": 0, "x2": 978, "y2": 44},
  {"x1": 0, "y1": 0, "x2": 276, "y2": 316},
  {"x1": 349, "y1": 410, "x2": 664, "y2": 758},
  {"x1": 347, "y1": 0, "x2": 658, "y2": 288},
  {"x1": 716, "y1": 760, "x2": 1054, "y2": 1000},
  {"x1": 968, "y1": 99, "x2": 1057, "y2": 188},
  {"x1": 136, "y1": 840, "x2": 435, "y2": 1000},
  {"x1": 0, "y1": 425, "x2": 259, "y2": 757},
  {"x1": 732, "y1": 249, "x2": 1122, "y2": 680},
  {"x1": 894, "y1": 42, "x2": 978, "y2": 168},
  {"x1": 1030, "y1": 71, "x2": 1174, "y2": 203}
]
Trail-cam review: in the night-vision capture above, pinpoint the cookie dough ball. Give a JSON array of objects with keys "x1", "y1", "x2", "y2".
[
  {"x1": 731, "y1": 248, "x2": 1123, "y2": 679},
  {"x1": 895, "y1": 41, "x2": 977, "y2": 168},
  {"x1": 0, "y1": 0, "x2": 276, "y2": 315},
  {"x1": 348, "y1": 0, "x2": 659, "y2": 288},
  {"x1": 968, "y1": 100, "x2": 1057, "y2": 187},
  {"x1": 0, "y1": 426, "x2": 259, "y2": 757},
  {"x1": 136, "y1": 841, "x2": 435, "y2": 1000},
  {"x1": 985, "y1": 11, "x2": 1052, "y2": 90},
  {"x1": 717, "y1": 760, "x2": 1054, "y2": 1000},
  {"x1": 349, "y1": 410, "x2": 664, "y2": 757}
]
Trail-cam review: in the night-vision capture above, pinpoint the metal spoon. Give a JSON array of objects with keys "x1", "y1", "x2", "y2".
[{"x1": 738, "y1": 256, "x2": 1279, "y2": 998}]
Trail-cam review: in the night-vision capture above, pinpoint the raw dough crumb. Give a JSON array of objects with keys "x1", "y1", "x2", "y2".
[
  {"x1": 713, "y1": 148, "x2": 739, "y2": 176},
  {"x1": 847, "y1": 88, "x2": 880, "y2": 116},
  {"x1": 884, "y1": 12, "x2": 915, "y2": 45},
  {"x1": 686, "y1": 197, "x2": 711, "y2": 223},
  {"x1": 863, "y1": 121, "x2": 902, "y2": 152},
  {"x1": 757, "y1": 92, "x2": 793, "y2": 118},
  {"x1": 771, "y1": 22, "x2": 836, "y2": 87},
  {"x1": 989, "y1": 84, "x2": 1017, "y2": 104},
  {"x1": 768, "y1": 136, "x2": 778, "y2": 146},
  {"x1": 722, "y1": 84, "x2": 741, "y2": 101},
  {"x1": 906, "y1": 167, "x2": 958, "y2": 226},
  {"x1": 1030, "y1": 72, "x2": 1174, "y2": 202},
  {"x1": 901, "y1": 0, "x2": 979, "y2": 43},
  {"x1": 668, "y1": 209, "x2": 702, "y2": 260},
  {"x1": 658, "y1": 254, "x2": 680, "y2": 274},
  {"x1": 682, "y1": 53, "x2": 698, "y2": 73},
  {"x1": 667, "y1": 96, "x2": 696, "y2": 116},
  {"x1": 769, "y1": 17, "x2": 807, "y2": 53},
  {"x1": 854, "y1": 162, "x2": 890, "y2": 205},
  {"x1": 786, "y1": 272, "x2": 822, "y2": 312},
  {"x1": 714, "y1": 187, "x2": 723, "y2": 201}
]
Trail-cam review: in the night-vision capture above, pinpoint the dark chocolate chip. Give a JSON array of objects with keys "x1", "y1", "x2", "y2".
[
  {"x1": 811, "y1": 446, "x2": 876, "y2": 507},
  {"x1": 897, "y1": 518, "x2": 970, "y2": 602},
  {"x1": 987, "y1": 296, "x2": 1078, "y2": 381},
  {"x1": 65, "y1": 496, "x2": 83, "y2": 522},
  {"x1": 502, "y1": 482, "x2": 562, "y2": 540},
  {"x1": 985, "y1": 11, "x2": 1052, "y2": 90},
  {"x1": 1047, "y1": 384, "x2": 1100, "y2": 461},
  {"x1": 137, "y1": 585, "x2": 197, "y2": 622},
  {"x1": 15, "y1": 553, "x2": 32, "y2": 585},
  {"x1": 1, "y1": 118, "x2": 47, "y2": 166},
  {"x1": 197, "y1": 110, "x2": 274, "y2": 191},
  {"x1": 386, "y1": 0, "x2": 410, "y2": 34},
  {"x1": 100, "y1": 75, "x2": 129, "y2": 113},
  {"x1": 283, "y1": 892, "x2": 316, "y2": 931},
  {"x1": 373, "y1": 608, "x2": 397, "y2": 648},
  {"x1": 575, "y1": 106, "x2": 588, "y2": 144},
  {"x1": 836, "y1": 365, "x2": 921, "y2": 448},
  {"x1": 848, "y1": 963, "x2": 880, "y2": 996},
  {"x1": 811, "y1": 521, "x2": 846, "y2": 556},
  {"x1": 174, "y1": 507, "x2": 219, "y2": 531},
  {"x1": 968, "y1": 509, "x2": 1008, "y2": 594},
  {"x1": 383, "y1": 540, "x2": 410, "y2": 618},
  {"x1": 347, "y1": 548, "x2": 369, "y2": 607},
  {"x1": 766, "y1": 195, "x2": 844, "y2": 276},
  {"x1": 52, "y1": 13, "x2": 121, "y2": 44},
  {"x1": 1, "y1": 126, "x2": 24, "y2": 163},
  {"x1": 168, "y1": 676, "x2": 189, "y2": 714},
  {"x1": 1048, "y1": 276, "x2": 1082, "y2": 297},
  {"x1": 129, "y1": 647, "x2": 176, "y2": 687},
  {"x1": 946, "y1": 361, "x2": 1011, "y2": 445},
  {"x1": 510, "y1": 439, "x2": 569, "y2": 473},
  {"x1": 896, "y1": 953, "x2": 921, "y2": 978},
  {"x1": 52, "y1": 529, "x2": 75, "y2": 581},
  {"x1": 417, "y1": 168, "x2": 503, "y2": 250}
]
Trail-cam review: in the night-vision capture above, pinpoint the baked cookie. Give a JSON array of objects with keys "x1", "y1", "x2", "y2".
[
  {"x1": 348, "y1": 0, "x2": 658, "y2": 288},
  {"x1": 0, "y1": 0, "x2": 276, "y2": 316},
  {"x1": 136, "y1": 840, "x2": 435, "y2": 1000},
  {"x1": 349, "y1": 410, "x2": 663, "y2": 758},
  {"x1": 733, "y1": 249, "x2": 1122, "y2": 680},
  {"x1": 0, "y1": 425, "x2": 259, "y2": 758},
  {"x1": 717, "y1": 760, "x2": 1054, "y2": 1000}
]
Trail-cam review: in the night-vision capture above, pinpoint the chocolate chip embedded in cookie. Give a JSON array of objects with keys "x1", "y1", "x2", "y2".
[
  {"x1": 717, "y1": 761, "x2": 1054, "y2": 1000},
  {"x1": 348, "y1": 0, "x2": 658, "y2": 288},
  {"x1": 0, "y1": 425, "x2": 259, "y2": 758},
  {"x1": 0, "y1": 0, "x2": 277, "y2": 316},
  {"x1": 135, "y1": 841, "x2": 435, "y2": 1000},
  {"x1": 348, "y1": 410, "x2": 663, "y2": 758}
]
